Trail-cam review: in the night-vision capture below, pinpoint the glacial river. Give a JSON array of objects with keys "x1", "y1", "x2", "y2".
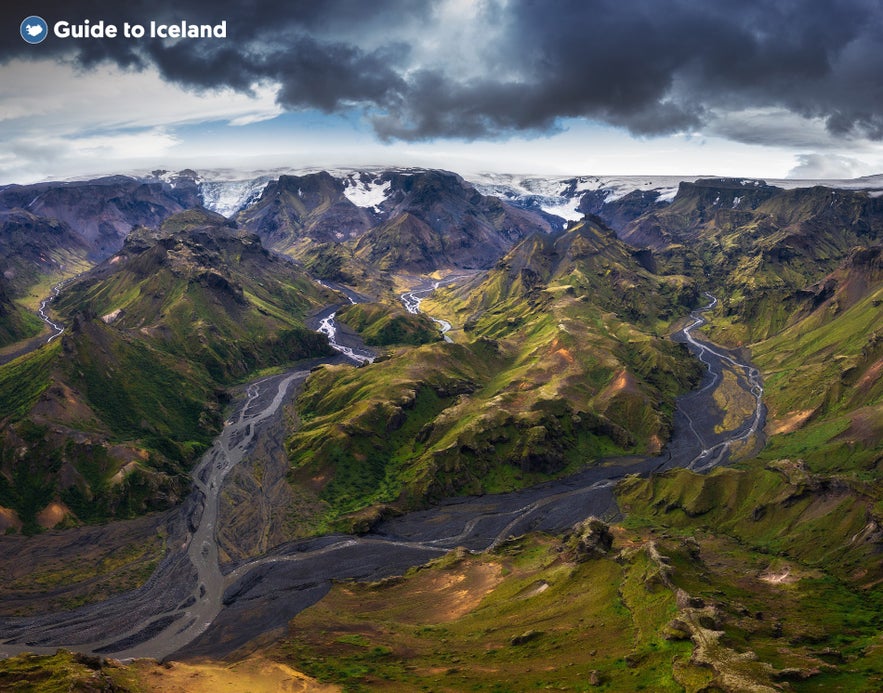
[{"x1": 0, "y1": 292, "x2": 763, "y2": 661}]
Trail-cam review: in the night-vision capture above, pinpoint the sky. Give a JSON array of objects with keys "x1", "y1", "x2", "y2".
[{"x1": 2, "y1": 0, "x2": 883, "y2": 184}]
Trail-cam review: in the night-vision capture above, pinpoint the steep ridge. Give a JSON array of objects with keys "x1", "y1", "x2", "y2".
[
  {"x1": 283, "y1": 218, "x2": 703, "y2": 531},
  {"x1": 750, "y1": 245, "x2": 882, "y2": 473},
  {"x1": 0, "y1": 209, "x2": 90, "y2": 297},
  {"x1": 452, "y1": 216, "x2": 696, "y2": 327},
  {"x1": 620, "y1": 178, "x2": 782, "y2": 249},
  {"x1": 0, "y1": 209, "x2": 92, "y2": 348},
  {"x1": 237, "y1": 169, "x2": 554, "y2": 274},
  {"x1": 335, "y1": 302, "x2": 440, "y2": 347},
  {"x1": 578, "y1": 187, "x2": 672, "y2": 229},
  {"x1": 0, "y1": 176, "x2": 193, "y2": 259},
  {"x1": 353, "y1": 170, "x2": 554, "y2": 271},
  {"x1": 0, "y1": 209, "x2": 333, "y2": 531},
  {"x1": 236, "y1": 171, "x2": 377, "y2": 252},
  {"x1": 619, "y1": 179, "x2": 883, "y2": 341},
  {"x1": 0, "y1": 276, "x2": 42, "y2": 348},
  {"x1": 55, "y1": 208, "x2": 332, "y2": 382}
]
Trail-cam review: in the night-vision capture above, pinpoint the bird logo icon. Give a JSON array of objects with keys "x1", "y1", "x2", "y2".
[{"x1": 20, "y1": 16, "x2": 48, "y2": 44}]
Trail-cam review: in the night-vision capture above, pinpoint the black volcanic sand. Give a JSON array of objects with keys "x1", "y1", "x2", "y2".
[
  {"x1": 0, "y1": 300, "x2": 764, "y2": 662},
  {"x1": 178, "y1": 301, "x2": 764, "y2": 659},
  {"x1": 0, "y1": 368, "x2": 311, "y2": 657}
]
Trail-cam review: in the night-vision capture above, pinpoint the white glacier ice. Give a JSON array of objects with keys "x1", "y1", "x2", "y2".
[{"x1": 199, "y1": 178, "x2": 272, "y2": 217}]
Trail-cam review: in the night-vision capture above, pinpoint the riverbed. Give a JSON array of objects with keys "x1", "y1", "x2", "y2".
[{"x1": 0, "y1": 293, "x2": 764, "y2": 661}]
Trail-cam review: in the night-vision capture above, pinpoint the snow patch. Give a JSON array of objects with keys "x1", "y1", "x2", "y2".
[
  {"x1": 468, "y1": 173, "x2": 699, "y2": 221},
  {"x1": 656, "y1": 187, "x2": 678, "y2": 203},
  {"x1": 342, "y1": 173, "x2": 391, "y2": 211},
  {"x1": 539, "y1": 199, "x2": 585, "y2": 222}
]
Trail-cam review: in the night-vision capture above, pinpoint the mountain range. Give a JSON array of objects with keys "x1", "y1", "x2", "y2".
[{"x1": 0, "y1": 166, "x2": 880, "y2": 690}]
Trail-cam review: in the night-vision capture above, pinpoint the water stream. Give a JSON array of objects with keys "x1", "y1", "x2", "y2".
[
  {"x1": 37, "y1": 282, "x2": 66, "y2": 343},
  {"x1": 0, "y1": 293, "x2": 764, "y2": 661},
  {"x1": 400, "y1": 275, "x2": 469, "y2": 342}
]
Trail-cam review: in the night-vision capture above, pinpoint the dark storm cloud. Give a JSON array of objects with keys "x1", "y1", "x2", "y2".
[{"x1": 4, "y1": 0, "x2": 883, "y2": 144}]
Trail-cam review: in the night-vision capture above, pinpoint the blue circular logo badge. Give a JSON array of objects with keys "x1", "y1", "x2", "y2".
[{"x1": 21, "y1": 16, "x2": 48, "y2": 44}]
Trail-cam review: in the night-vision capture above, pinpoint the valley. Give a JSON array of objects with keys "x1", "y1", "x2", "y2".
[
  {"x1": 0, "y1": 289, "x2": 760, "y2": 664},
  {"x1": 0, "y1": 168, "x2": 879, "y2": 690}
]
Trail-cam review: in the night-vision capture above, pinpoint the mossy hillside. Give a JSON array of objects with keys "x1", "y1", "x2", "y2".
[
  {"x1": 552, "y1": 219, "x2": 697, "y2": 325},
  {"x1": 299, "y1": 242, "x2": 387, "y2": 290},
  {"x1": 700, "y1": 233, "x2": 874, "y2": 345},
  {"x1": 632, "y1": 184, "x2": 883, "y2": 343},
  {"x1": 288, "y1": 277, "x2": 701, "y2": 530},
  {"x1": 617, "y1": 468, "x2": 883, "y2": 690},
  {"x1": 0, "y1": 210, "x2": 340, "y2": 529},
  {"x1": 336, "y1": 302, "x2": 440, "y2": 346},
  {"x1": 301, "y1": 241, "x2": 352, "y2": 281},
  {"x1": 274, "y1": 519, "x2": 872, "y2": 691},
  {"x1": 289, "y1": 336, "x2": 616, "y2": 530},
  {"x1": 627, "y1": 181, "x2": 881, "y2": 256},
  {"x1": 441, "y1": 219, "x2": 697, "y2": 334},
  {"x1": 426, "y1": 223, "x2": 703, "y2": 443},
  {"x1": 618, "y1": 464, "x2": 882, "y2": 581},
  {"x1": 747, "y1": 255, "x2": 882, "y2": 474},
  {"x1": 273, "y1": 533, "x2": 700, "y2": 692},
  {"x1": 0, "y1": 649, "x2": 337, "y2": 692},
  {"x1": 282, "y1": 218, "x2": 703, "y2": 530},
  {"x1": 53, "y1": 211, "x2": 333, "y2": 382},
  {"x1": 353, "y1": 212, "x2": 447, "y2": 272},
  {"x1": 0, "y1": 280, "x2": 43, "y2": 348},
  {"x1": 0, "y1": 319, "x2": 221, "y2": 529},
  {"x1": 0, "y1": 208, "x2": 93, "y2": 349},
  {"x1": 287, "y1": 342, "x2": 493, "y2": 527},
  {"x1": 0, "y1": 650, "x2": 143, "y2": 692},
  {"x1": 623, "y1": 179, "x2": 782, "y2": 246},
  {"x1": 57, "y1": 318, "x2": 218, "y2": 445},
  {"x1": 0, "y1": 340, "x2": 59, "y2": 422},
  {"x1": 0, "y1": 209, "x2": 92, "y2": 300}
]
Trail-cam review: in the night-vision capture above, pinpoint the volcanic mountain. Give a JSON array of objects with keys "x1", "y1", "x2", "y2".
[
  {"x1": 617, "y1": 178, "x2": 883, "y2": 340},
  {"x1": 237, "y1": 169, "x2": 555, "y2": 273},
  {"x1": 0, "y1": 208, "x2": 333, "y2": 530},
  {"x1": 0, "y1": 175, "x2": 195, "y2": 259},
  {"x1": 284, "y1": 216, "x2": 702, "y2": 531}
]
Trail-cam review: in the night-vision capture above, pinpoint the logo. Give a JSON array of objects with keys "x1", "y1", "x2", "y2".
[{"x1": 20, "y1": 16, "x2": 48, "y2": 44}]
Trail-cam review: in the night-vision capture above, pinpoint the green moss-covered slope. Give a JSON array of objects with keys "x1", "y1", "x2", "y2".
[
  {"x1": 0, "y1": 209, "x2": 334, "y2": 530},
  {"x1": 285, "y1": 219, "x2": 703, "y2": 531}
]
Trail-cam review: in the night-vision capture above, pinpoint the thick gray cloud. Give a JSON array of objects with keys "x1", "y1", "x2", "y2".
[
  {"x1": 788, "y1": 152, "x2": 870, "y2": 178},
  {"x1": 3, "y1": 0, "x2": 883, "y2": 145}
]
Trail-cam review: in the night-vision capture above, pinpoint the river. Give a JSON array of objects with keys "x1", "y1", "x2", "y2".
[
  {"x1": 400, "y1": 274, "x2": 472, "y2": 342},
  {"x1": 0, "y1": 292, "x2": 764, "y2": 661}
]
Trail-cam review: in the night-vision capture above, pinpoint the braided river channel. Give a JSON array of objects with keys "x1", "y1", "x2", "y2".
[{"x1": 0, "y1": 291, "x2": 763, "y2": 660}]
